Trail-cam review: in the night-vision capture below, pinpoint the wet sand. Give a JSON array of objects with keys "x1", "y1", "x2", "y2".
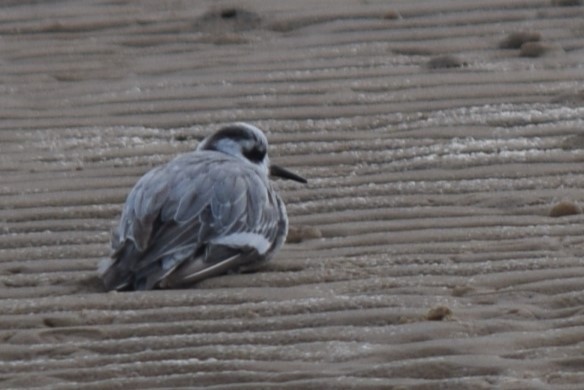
[{"x1": 2, "y1": 0, "x2": 584, "y2": 388}]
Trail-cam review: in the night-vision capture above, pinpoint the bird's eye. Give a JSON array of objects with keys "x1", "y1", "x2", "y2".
[{"x1": 243, "y1": 147, "x2": 266, "y2": 163}]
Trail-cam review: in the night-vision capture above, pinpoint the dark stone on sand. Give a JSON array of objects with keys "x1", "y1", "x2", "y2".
[
  {"x1": 499, "y1": 31, "x2": 541, "y2": 49},
  {"x1": 173, "y1": 134, "x2": 189, "y2": 142},
  {"x1": 43, "y1": 315, "x2": 83, "y2": 328},
  {"x1": 426, "y1": 55, "x2": 467, "y2": 69},
  {"x1": 426, "y1": 306, "x2": 452, "y2": 321},
  {"x1": 287, "y1": 226, "x2": 322, "y2": 243},
  {"x1": 220, "y1": 8, "x2": 238, "y2": 19},
  {"x1": 519, "y1": 41, "x2": 563, "y2": 57},
  {"x1": 196, "y1": 7, "x2": 261, "y2": 32},
  {"x1": 549, "y1": 200, "x2": 582, "y2": 217},
  {"x1": 383, "y1": 10, "x2": 402, "y2": 20},
  {"x1": 452, "y1": 285, "x2": 474, "y2": 297}
]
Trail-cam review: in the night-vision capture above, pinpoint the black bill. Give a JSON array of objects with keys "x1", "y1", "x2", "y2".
[{"x1": 270, "y1": 164, "x2": 307, "y2": 183}]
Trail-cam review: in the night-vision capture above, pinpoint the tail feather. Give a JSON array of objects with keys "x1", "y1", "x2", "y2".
[
  {"x1": 159, "y1": 245, "x2": 259, "y2": 288},
  {"x1": 99, "y1": 242, "x2": 140, "y2": 291},
  {"x1": 99, "y1": 241, "x2": 263, "y2": 291}
]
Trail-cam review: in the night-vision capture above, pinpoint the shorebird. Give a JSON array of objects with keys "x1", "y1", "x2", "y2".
[{"x1": 99, "y1": 122, "x2": 306, "y2": 291}]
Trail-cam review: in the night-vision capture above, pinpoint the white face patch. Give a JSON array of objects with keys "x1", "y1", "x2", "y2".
[
  {"x1": 213, "y1": 232, "x2": 271, "y2": 254},
  {"x1": 256, "y1": 155, "x2": 269, "y2": 177},
  {"x1": 215, "y1": 138, "x2": 242, "y2": 157}
]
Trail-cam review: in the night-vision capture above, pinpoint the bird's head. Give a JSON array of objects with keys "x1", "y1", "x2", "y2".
[{"x1": 197, "y1": 122, "x2": 307, "y2": 183}]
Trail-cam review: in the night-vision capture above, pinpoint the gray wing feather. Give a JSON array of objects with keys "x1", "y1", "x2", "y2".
[
  {"x1": 101, "y1": 152, "x2": 282, "y2": 290},
  {"x1": 211, "y1": 174, "x2": 249, "y2": 233}
]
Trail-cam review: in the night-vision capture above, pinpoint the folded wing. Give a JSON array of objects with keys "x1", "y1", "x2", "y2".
[{"x1": 100, "y1": 152, "x2": 283, "y2": 291}]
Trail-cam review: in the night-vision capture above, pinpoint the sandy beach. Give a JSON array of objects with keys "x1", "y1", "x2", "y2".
[{"x1": 1, "y1": 0, "x2": 584, "y2": 388}]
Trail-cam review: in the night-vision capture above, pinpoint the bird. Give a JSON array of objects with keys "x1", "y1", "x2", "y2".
[{"x1": 98, "y1": 122, "x2": 307, "y2": 291}]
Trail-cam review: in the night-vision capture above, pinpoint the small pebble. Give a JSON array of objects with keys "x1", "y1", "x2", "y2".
[
  {"x1": 499, "y1": 31, "x2": 541, "y2": 49},
  {"x1": 220, "y1": 8, "x2": 238, "y2": 19},
  {"x1": 383, "y1": 10, "x2": 401, "y2": 20},
  {"x1": 173, "y1": 134, "x2": 189, "y2": 142},
  {"x1": 426, "y1": 55, "x2": 466, "y2": 69},
  {"x1": 519, "y1": 41, "x2": 563, "y2": 57},
  {"x1": 549, "y1": 200, "x2": 582, "y2": 218},
  {"x1": 287, "y1": 226, "x2": 322, "y2": 243},
  {"x1": 452, "y1": 285, "x2": 473, "y2": 297},
  {"x1": 426, "y1": 306, "x2": 452, "y2": 321}
]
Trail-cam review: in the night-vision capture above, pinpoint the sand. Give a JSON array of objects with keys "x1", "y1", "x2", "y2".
[{"x1": 1, "y1": 0, "x2": 584, "y2": 388}]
